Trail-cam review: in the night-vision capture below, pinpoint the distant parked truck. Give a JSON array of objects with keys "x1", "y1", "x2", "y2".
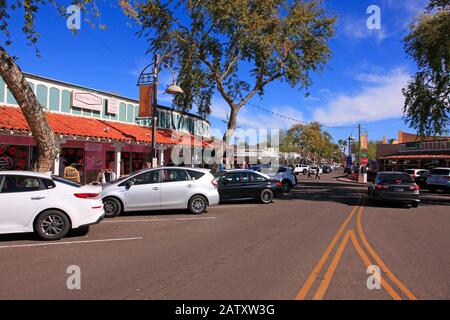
[{"x1": 294, "y1": 164, "x2": 310, "y2": 175}]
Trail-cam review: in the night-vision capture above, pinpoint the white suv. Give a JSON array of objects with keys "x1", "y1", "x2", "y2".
[
  {"x1": 259, "y1": 166, "x2": 297, "y2": 192},
  {"x1": 294, "y1": 164, "x2": 310, "y2": 175},
  {"x1": 426, "y1": 168, "x2": 450, "y2": 192},
  {"x1": 102, "y1": 167, "x2": 220, "y2": 217}
]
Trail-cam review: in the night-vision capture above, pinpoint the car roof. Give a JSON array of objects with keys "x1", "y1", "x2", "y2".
[
  {"x1": 0, "y1": 170, "x2": 52, "y2": 178},
  {"x1": 378, "y1": 171, "x2": 410, "y2": 175}
]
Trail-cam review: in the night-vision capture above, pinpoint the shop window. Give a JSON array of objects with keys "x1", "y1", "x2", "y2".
[
  {"x1": 0, "y1": 145, "x2": 29, "y2": 171},
  {"x1": 49, "y1": 87, "x2": 60, "y2": 111},
  {"x1": 59, "y1": 148, "x2": 84, "y2": 184},
  {"x1": 119, "y1": 103, "x2": 127, "y2": 122},
  {"x1": 121, "y1": 152, "x2": 145, "y2": 175},
  {"x1": 36, "y1": 84, "x2": 48, "y2": 108}
]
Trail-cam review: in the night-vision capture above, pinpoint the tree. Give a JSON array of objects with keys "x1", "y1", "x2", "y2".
[
  {"x1": 402, "y1": 0, "x2": 449, "y2": 136},
  {"x1": 126, "y1": 0, "x2": 335, "y2": 162},
  {"x1": 281, "y1": 121, "x2": 341, "y2": 163},
  {"x1": 0, "y1": 0, "x2": 97, "y2": 172}
]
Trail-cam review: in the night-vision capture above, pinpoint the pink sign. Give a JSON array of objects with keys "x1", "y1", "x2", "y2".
[
  {"x1": 107, "y1": 98, "x2": 118, "y2": 114},
  {"x1": 72, "y1": 90, "x2": 103, "y2": 112}
]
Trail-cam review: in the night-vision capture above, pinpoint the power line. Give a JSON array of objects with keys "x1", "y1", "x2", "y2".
[{"x1": 246, "y1": 102, "x2": 359, "y2": 130}]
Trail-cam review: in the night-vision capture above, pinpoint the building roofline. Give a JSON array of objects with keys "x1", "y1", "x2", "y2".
[{"x1": 22, "y1": 72, "x2": 210, "y2": 124}]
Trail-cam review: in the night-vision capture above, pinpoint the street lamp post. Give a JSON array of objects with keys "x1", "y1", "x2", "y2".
[{"x1": 137, "y1": 54, "x2": 183, "y2": 167}]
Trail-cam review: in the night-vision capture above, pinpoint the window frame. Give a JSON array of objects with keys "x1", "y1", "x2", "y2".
[
  {"x1": 160, "y1": 169, "x2": 191, "y2": 183},
  {"x1": 0, "y1": 175, "x2": 44, "y2": 194}
]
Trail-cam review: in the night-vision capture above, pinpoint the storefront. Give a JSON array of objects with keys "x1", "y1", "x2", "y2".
[
  {"x1": 0, "y1": 73, "x2": 213, "y2": 184},
  {"x1": 377, "y1": 139, "x2": 450, "y2": 171}
]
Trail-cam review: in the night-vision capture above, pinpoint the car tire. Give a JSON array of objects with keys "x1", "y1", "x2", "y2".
[
  {"x1": 303, "y1": 169, "x2": 307, "y2": 175},
  {"x1": 260, "y1": 189, "x2": 274, "y2": 204},
  {"x1": 34, "y1": 210, "x2": 71, "y2": 241},
  {"x1": 411, "y1": 202, "x2": 419, "y2": 208},
  {"x1": 189, "y1": 195, "x2": 208, "y2": 214},
  {"x1": 282, "y1": 180, "x2": 292, "y2": 192},
  {"x1": 103, "y1": 197, "x2": 122, "y2": 218}
]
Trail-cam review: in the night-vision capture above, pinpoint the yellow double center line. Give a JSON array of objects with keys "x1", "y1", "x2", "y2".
[{"x1": 295, "y1": 197, "x2": 417, "y2": 300}]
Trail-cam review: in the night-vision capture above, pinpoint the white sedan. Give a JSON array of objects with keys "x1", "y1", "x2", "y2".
[
  {"x1": 101, "y1": 167, "x2": 220, "y2": 217},
  {"x1": 0, "y1": 171, "x2": 104, "y2": 240}
]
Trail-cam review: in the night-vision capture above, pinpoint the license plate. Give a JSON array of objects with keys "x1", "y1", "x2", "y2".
[{"x1": 394, "y1": 187, "x2": 403, "y2": 192}]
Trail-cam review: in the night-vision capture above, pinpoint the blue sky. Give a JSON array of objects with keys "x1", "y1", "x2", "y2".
[{"x1": 5, "y1": 0, "x2": 429, "y2": 142}]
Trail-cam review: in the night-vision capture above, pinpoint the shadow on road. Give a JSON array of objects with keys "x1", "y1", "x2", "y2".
[{"x1": 280, "y1": 180, "x2": 365, "y2": 207}]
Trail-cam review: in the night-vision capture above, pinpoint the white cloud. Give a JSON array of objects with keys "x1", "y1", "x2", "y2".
[
  {"x1": 312, "y1": 68, "x2": 411, "y2": 126},
  {"x1": 339, "y1": 15, "x2": 391, "y2": 43}
]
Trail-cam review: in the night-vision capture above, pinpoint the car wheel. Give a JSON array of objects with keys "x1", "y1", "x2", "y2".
[
  {"x1": 260, "y1": 189, "x2": 274, "y2": 204},
  {"x1": 411, "y1": 202, "x2": 419, "y2": 208},
  {"x1": 189, "y1": 195, "x2": 208, "y2": 214},
  {"x1": 303, "y1": 169, "x2": 307, "y2": 175},
  {"x1": 103, "y1": 197, "x2": 122, "y2": 218},
  {"x1": 34, "y1": 210, "x2": 71, "y2": 241},
  {"x1": 282, "y1": 180, "x2": 292, "y2": 192}
]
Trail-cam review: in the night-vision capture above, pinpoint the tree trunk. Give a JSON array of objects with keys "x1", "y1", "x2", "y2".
[{"x1": 0, "y1": 46, "x2": 56, "y2": 172}]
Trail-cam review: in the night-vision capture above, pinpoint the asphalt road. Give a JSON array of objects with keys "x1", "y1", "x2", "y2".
[{"x1": 0, "y1": 171, "x2": 449, "y2": 300}]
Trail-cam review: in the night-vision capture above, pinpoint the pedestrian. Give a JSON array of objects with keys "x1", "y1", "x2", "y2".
[
  {"x1": 64, "y1": 163, "x2": 81, "y2": 184},
  {"x1": 315, "y1": 168, "x2": 321, "y2": 180},
  {"x1": 307, "y1": 168, "x2": 313, "y2": 179}
]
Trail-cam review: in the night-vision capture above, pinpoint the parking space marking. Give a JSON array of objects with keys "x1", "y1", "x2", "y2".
[
  {"x1": 103, "y1": 217, "x2": 217, "y2": 223},
  {"x1": 0, "y1": 237, "x2": 143, "y2": 249},
  {"x1": 210, "y1": 205, "x2": 259, "y2": 209}
]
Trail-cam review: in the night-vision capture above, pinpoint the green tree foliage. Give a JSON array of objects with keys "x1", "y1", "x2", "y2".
[
  {"x1": 281, "y1": 122, "x2": 343, "y2": 163},
  {"x1": 126, "y1": 0, "x2": 335, "y2": 141},
  {"x1": 402, "y1": 0, "x2": 450, "y2": 136}
]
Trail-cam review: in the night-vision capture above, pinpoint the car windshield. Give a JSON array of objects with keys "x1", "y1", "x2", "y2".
[
  {"x1": 378, "y1": 173, "x2": 414, "y2": 183},
  {"x1": 430, "y1": 169, "x2": 450, "y2": 175}
]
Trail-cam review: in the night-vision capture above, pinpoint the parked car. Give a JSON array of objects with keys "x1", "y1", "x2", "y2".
[
  {"x1": 215, "y1": 169, "x2": 283, "y2": 203},
  {"x1": 0, "y1": 171, "x2": 104, "y2": 240},
  {"x1": 416, "y1": 170, "x2": 430, "y2": 188},
  {"x1": 101, "y1": 167, "x2": 220, "y2": 217},
  {"x1": 322, "y1": 165, "x2": 333, "y2": 174},
  {"x1": 368, "y1": 172, "x2": 420, "y2": 207},
  {"x1": 256, "y1": 166, "x2": 297, "y2": 192},
  {"x1": 294, "y1": 164, "x2": 310, "y2": 175},
  {"x1": 426, "y1": 168, "x2": 450, "y2": 192},
  {"x1": 403, "y1": 169, "x2": 429, "y2": 180}
]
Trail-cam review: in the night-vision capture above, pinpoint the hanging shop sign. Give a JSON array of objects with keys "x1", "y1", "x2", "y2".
[{"x1": 72, "y1": 90, "x2": 103, "y2": 112}]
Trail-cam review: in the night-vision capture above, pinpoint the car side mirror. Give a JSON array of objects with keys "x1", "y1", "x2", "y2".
[{"x1": 126, "y1": 180, "x2": 135, "y2": 188}]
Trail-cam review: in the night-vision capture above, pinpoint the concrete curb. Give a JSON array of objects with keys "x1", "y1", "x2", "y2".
[{"x1": 335, "y1": 176, "x2": 369, "y2": 186}]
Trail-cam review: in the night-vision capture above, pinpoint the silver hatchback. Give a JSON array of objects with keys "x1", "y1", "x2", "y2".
[{"x1": 101, "y1": 167, "x2": 220, "y2": 217}]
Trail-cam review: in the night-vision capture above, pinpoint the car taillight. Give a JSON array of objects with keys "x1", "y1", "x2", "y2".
[
  {"x1": 409, "y1": 184, "x2": 419, "y2": 190},
  {"x1": 444, "y1": 176, "x2": 450, "y2": 180},
  {"x1": 74, "y1": 193, "x2": 100, "y2": 199},
  {"x1": 211, "y1": 179, "x2": 218, "y2": 188},
  {"x1": 375, "y1": 184, "x2": 388, "y2": 190},
  {"x1": 277, "y1": 181, "x2": 283, "y2": 187}
]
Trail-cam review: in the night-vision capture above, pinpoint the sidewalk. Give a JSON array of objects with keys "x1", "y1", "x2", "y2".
[{"x1": 335, "y1": 174, "x2": 369, "y2": 185}]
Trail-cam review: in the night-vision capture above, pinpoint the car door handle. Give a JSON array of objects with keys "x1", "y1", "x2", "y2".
[
  {"x1": 186, "y1": 184, "x2": 193, "y2": 188},
  {"x1": 31, "y1": 197, "x2": 46, "y2": 200},
  {"x1": 152, "y1": 187, "x2": 159, "y2": 191}
]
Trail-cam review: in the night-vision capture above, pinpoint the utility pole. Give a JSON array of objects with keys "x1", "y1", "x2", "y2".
[
  {"x1": 358, "y1": 123, "x2": 361, "y2": 167},
  {"x1": 151, "y1": 54, "x2": 159, "y2": 167}
]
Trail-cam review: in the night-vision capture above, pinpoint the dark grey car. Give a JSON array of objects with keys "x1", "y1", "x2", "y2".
[{"x1": 368, "y1": 172, "x2": 420, "y2": 207}]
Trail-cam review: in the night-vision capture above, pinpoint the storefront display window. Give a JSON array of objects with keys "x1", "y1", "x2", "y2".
[
  {"x1": 0, "y1": 145, "x2": 29, "y2": 171},
  {"x1": 59, "y1": 148, "x2": 85, "y2": 184},
  {"x1": 121, "y1": 152, "x2": 145, "y2": 175}
]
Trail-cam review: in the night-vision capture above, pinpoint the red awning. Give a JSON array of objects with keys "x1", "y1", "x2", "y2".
[
  {"x1": 379, "y1": 154, "x2": 450, "y2": 160},
  {"x1": 0, "y1": 105, "x2": 213, "y2": 147}
]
